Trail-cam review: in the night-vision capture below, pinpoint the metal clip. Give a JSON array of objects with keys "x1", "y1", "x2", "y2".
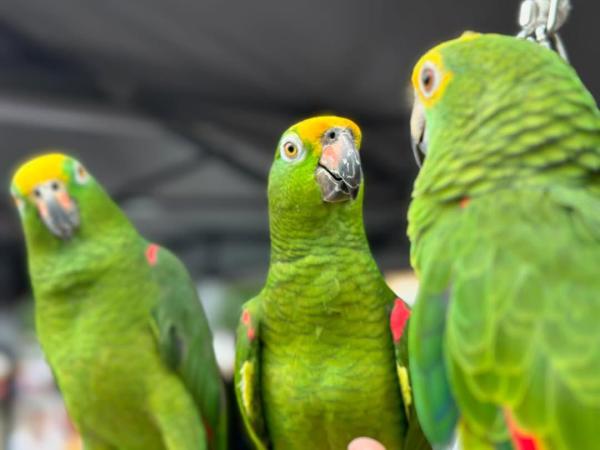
[{"x1": 516, "y1": 0, "x2": 571, "y2": 61}]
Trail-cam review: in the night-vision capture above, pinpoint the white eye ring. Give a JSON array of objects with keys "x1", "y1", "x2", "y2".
[
  {"x1": 279, "y1": 133, "x2": 305, "y2": 163},
  {"x1": 419, "y1": 61, "x2": 441, "y2": 98},
  {"x1": 74, "y1": 162, "x2": 90, "y2": 185}
]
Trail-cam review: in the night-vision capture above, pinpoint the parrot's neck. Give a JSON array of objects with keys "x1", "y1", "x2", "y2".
[
  {"x1": 263, "y1": 205, "x2": 394, "y2": 341},
  {"x1": 269, "y1": 205, "x2": 371, "y2": 264},
  {"x1": 28, "y1": 205, "x2": 140, "y2": 300},
  {"x1": 415, "y1": 76, "x2": 600, "y2": 205},
  {"x1": 409, "y1": 94, "x2": 600, "y2": 256},
  {"x1": 30, "y1": 221, "x2": 143, "y2": 360},
  {"x1": 266, "y1": 205, "x2": 391, "y2": 309}
]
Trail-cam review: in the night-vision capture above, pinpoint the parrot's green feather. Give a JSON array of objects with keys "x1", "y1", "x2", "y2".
[
  {"x1": 409, "y1": 288, "x2": 458, "y2": 446},
  {"x1": 11, "y1": 155, "x2": 227, "y2": 450},
  {"x1": 151, "y1": 247, "x2": 228, "y2": 449},
  {"x1": 409, "y1": 34, "x2": 600, "y2": 450},
  {"x1": 446, "y1": 190, "x2": 600, "y2": 449},
  {"x1": 235, "y1": 116, "x2": 432, "y2": 449}
]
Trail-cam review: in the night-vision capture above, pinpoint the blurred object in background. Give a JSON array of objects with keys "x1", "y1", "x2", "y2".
[
  {"x1": 0, "y1": 347, "x2": 16, "y2": 450},
  {"x1": 8, "y1": 400, "x2": 77, "y2": 450},
  {"x1": 386, "y1": 271, "x2": 419, "y2": 306},
  {"x1": 0, "y1": 307, "x2": 78, "y2": 450},
  {"x1": 0, "y1": 309, "x2": 19, "y2": 450},
  {"x1": 198, "y1": 279, "x2": 261, "y2": 380}
]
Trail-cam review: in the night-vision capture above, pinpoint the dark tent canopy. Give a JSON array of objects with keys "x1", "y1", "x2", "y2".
[{"x1": 0, "y1": 0, "x2": 598, "y2": 299}]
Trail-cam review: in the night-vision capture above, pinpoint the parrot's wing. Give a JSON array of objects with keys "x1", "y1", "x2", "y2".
[
  {"x1": 389, "y1": 297, "x2": 437, "y2": 450},
  {"x1": 408, "y1": 284, "x2": 512, "y2": 449},
  {"x1": 148, "y1": 244, "x2": 227, "y2": 450},
  {"x1": 447, "y1": 189, "x2": 600, "y2": 449},
  {"x1": 234, "y1": 296, "x2": 269, "y2": 450},
  {"x1": 422, "y1": 188, "x2": 600, "y2": 448}
]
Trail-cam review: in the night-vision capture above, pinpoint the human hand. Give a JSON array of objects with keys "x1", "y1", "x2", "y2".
[{"x1": 347, "y1": 437, "x2": 386, "y2": 450}]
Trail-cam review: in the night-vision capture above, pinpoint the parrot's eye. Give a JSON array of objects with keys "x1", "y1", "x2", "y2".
[
  {"x1": 419, "y1": 62, "x2": 440, "y2": 98},
  {"x1": 74, "y1": 162, "x2": 90, "y2": 185},
  {"x1": 284, "y1": 142, "x2": 298, "y2": 158},
  {"x1": 279, "y1": 133, "x2": 305, "y2": 163}
]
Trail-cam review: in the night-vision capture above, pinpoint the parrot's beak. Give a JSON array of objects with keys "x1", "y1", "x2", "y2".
[
  {"x1": 410, "y1": 97, "x2": 427, "y2": 167},
  {"x1": 33, "y1": 180, "x2": 80, "y2": 240},
  {"x1": 315, "y1": 127, "x2": 362, "y2": 203}
]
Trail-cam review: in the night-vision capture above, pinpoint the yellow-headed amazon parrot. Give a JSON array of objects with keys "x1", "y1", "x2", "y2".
[
  {"x1": 408, "y1": 33, "x2": 600, "y2": 450},
  {"x1": 234, "y1": 116, "x2": 431, "y2": 450},
  {"x1": 10, "y1": 153, "x2": 227, "y2": 450}
]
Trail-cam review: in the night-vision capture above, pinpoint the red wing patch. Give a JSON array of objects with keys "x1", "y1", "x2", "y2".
[
  {"x1": 241, "y1": 310, "x2": 251, "y2": 325},
  {"x1": 241, "y1": 309, "x2": 256, "y2": 341},
  {"x1": 459, "y1": 196, "x2": 471, "y2": 209},
  {"x1": 390, "y1": 298, "x2": 411, "y2": 343},
  {"x1": 146, "y1": 243, "x2": 160, "y2": 266},
  {"x1": 505, "y1": 409, "x2": 543, "y2": 450}
]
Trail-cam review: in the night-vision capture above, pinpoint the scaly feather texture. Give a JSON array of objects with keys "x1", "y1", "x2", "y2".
[{"x1": 408, "y1": 34, "x2": 600, "y2": 450}]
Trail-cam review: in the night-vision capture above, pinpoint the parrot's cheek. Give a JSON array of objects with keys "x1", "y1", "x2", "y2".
[{"x1": 34, "y1": 183, "x2": 80, "y2": 240}]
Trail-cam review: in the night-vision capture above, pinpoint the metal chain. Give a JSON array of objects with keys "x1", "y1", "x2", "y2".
[{"x1": 516, "y1": 0, "x2": 571, "y2": 60}]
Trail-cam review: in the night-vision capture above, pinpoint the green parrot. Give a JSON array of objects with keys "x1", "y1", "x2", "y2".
[
  {"x1": 407, "y1": 33, "x2": 600, "y2": 450},
  {"x1": 234, "y1": 116, "x2": 431, "y2": 450},
  {"x1": 10, "y1": 153, "x2": 227, "y2": 450}
]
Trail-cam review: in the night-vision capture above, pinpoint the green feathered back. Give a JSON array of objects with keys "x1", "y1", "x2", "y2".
[{"x1": 408, "y1": 34, "x2": 600, "y2": 450}]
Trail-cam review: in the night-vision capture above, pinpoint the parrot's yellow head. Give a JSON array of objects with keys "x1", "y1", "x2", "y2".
[
  {"x1": 269, "y1": 116, "x2": 364, "y2": 208},
  {"x1": 408, "y1": 32, "x2": 582, "y2": 172},
  {"x1": 12, "y1": 153, "x2": 70, "y2": 196},
  {"x1": 10, "y1": 152, "x2": 93, "y2": 240},
  {"x1": 292, "y1": 116, "x2": 362, "y2": 156}
]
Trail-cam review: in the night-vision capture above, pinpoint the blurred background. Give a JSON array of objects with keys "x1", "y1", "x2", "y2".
[{"x1": 0, "y1": 0, "x2": 598, "y2": 448}]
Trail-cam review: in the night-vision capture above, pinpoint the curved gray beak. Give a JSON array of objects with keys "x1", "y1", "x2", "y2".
[
  {"x1": 410, "y1": 97, "x2": 427, "y2": 167},
  {"x1": 33, "y1": 181, "x2": 80, "y2": 240},
  {"x1": 315, "y1": 128, "x2": 362, "y2": 203}
]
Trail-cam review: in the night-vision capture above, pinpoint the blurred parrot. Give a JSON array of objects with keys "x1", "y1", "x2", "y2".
[
  {"x1": 407, "y1": 33, "x2": 600, "y2": 450},
  {"x1": 234, "y1": 116, "x2": 431, "y2": 450},
  {"x1": 10, "y1": 153, "x2": 227, "y2": 450}
]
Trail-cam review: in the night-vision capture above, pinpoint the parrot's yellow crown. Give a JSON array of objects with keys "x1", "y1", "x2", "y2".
[
  {"x1": 12, "y1": 153, "x2": 69, "y2": 195},
  {"x1": 412, "y1": 31, "x2": 482, "y2": 107},
  {"x1": 292, "y1": 116, "x2": 362, "y2": 152}
]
